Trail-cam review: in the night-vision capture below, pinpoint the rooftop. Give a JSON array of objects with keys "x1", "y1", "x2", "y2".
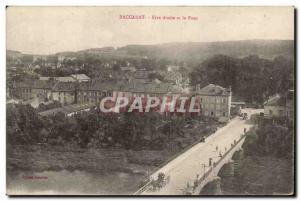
[
  {"x1": 264, "y1": 94, "x2": 286, "y2": 106},
  {"x1": 52, "y1": 81, "x2": 76, "y2": 92},
  {"x1": 71, "y1": 74, "x2": 90, "y2": 81},
  {"x1": 196, "y1": 84, "x2": 231, "y2": 96},
  {"x1": 56, "y1": 76, "x2": 76, "y2": 82},
  {"x1": 15, "y1": 80, "x2": 55, "y2": 89},
  {"x1": 120, "y1": 66, "x2": 136, "y2": 72},
  {"x1": 38, "y1": 102, "x2": 96, "y2": 117}
]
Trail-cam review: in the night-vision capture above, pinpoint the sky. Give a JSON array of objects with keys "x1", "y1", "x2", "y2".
[{"x1": 6, "y1": 6, "x2": 294, "y2": 55}]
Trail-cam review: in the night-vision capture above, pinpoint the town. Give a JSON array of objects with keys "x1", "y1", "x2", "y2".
[
  {"x1": 5, "y1": 5, "x2": 295, "y2": 196},
  {"x1": 6, "y1": 41, "x2": 294, "y2": 196},
  {"x1": 7, "y1": 51, "x2": 233, "y2": 122}
]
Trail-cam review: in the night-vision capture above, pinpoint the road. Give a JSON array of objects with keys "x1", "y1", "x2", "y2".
[{"x1": 142, "y1": 108, "x2": 263, "y2": 195}]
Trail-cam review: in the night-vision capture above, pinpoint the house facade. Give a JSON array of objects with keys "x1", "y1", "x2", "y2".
[
  {"x1": 12, "y1": 80, "x2": 53, "y2": 101},
  {"x1": 264, "y1": 90, "x2": 294, "y2": 119},
  {"x1": 195, "y1": 84, "x2": 232, "y2": 122},
  {"x1": 11, "y1": 79, "x2": 233, "y2": 122},
  {"x1": 51, "y1": 82, "x2": 76, "y2": 105}
]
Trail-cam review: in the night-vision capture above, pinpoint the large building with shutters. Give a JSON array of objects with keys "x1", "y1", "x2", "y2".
[{"x1": 195, "y1": 84, "x2": 232, "y2": 122}]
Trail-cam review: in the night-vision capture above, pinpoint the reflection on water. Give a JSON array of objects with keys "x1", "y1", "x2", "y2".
[{"x1": 7, "y1": 170, "x2": 142, "y2": 195}]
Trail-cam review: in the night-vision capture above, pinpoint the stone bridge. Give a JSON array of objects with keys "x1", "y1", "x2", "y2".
[
  {"x1": 134, "y1": 109, "x2": 261, "y2": 195},
  {"x1": 134, "y1": 132, "x2": 247, "y2": 195},
  {"x1": 189, "y1": 135, "x2": 245, "y2": 195}
]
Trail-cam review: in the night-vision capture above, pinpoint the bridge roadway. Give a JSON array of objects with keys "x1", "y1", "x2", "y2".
[{"x1": 139, "y1": 109, "x2": 262, "y2": 195}]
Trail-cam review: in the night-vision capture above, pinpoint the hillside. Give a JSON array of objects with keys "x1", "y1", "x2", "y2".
[
  {"x1": 7, "y1": 39, "x2": 294, "y2": 64},
  {"x1": 116, "y1": 40, "x2": 294, "y2": 62}
]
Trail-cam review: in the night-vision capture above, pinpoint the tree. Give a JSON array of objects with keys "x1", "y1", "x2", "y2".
[
  {"x1": 190, "y1": 54, "x2": 294, "y2": 104},
  {"x1": 7, "y1": 104, "x2": 46, "y2": 144}
]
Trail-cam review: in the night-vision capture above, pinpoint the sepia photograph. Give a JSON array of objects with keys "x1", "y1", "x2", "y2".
[{"x1": 6, "y1": 6, "x2": 295, "y2": 196}]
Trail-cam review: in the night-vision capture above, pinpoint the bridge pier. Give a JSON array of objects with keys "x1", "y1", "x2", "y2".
[
  {"x1": 232, "y1": 149, "x2": 244, "y2": 177},
  {"x1": 199, "y1": 176, "x2": 222, "y2": 195},
  {"x1": 192, "y1": 137, "x2": 246, "y2": 195},
  {"x1": 218, "y1": 159, "x2": 235, "y2": 177}
]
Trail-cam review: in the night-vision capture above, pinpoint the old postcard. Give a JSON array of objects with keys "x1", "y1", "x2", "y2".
[{"x1": 6, "y1": 6, "x2": 295, "y2": 196}]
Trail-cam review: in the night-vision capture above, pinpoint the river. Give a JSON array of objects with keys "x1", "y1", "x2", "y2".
[{"x1": 7, "y1": 170, "x2": 142, "y2": 195}]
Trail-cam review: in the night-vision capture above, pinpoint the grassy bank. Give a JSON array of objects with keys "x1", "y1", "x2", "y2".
[
  {"x1": 7, "y1": 144, "x2": 176, "y2": 175},
  {"x1": 221, "y1": 156, "x2": 294, "y2": 195}
]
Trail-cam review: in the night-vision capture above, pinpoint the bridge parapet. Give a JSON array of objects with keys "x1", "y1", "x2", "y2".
[
  {"x1": 188, "y1": 134, "x2": 246, "y2": 195},
  {"x1": 134, "y1": 130, "x2": 249, "y2": 195}
]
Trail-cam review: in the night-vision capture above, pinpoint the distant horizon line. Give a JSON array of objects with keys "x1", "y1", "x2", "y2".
[{"x1": 7, "y1": 38, "x2": 294, "y2": 56}]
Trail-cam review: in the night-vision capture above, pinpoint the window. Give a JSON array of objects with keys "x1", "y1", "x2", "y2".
[
  {"x1": 211, "y1": 111, "x2": 214, "y2": 116},
  {"x1": 223, "y1": 112, "x2": 226, "y2": 117}
]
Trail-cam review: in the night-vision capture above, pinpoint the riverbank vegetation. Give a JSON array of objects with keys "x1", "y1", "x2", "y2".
[
  {"x1": 7, "y1": 103, "x2": 220, "y2": 176},
  {"x1": 190, "y1": 55, "x2": 293, "y2": 104},
  {"x1": 217, "y1": 119, "x2": 294, "y2": 195}
]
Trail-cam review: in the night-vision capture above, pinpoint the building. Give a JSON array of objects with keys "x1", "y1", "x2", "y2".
[
  {"x1": 38, "y1": 102, "x2": 96, "y2": 117},
  {"x1": 12, "y1": 80, "x2": 54, "y2": 101},
  {"x1": 43, "y1": 76, "x2": 75, "y2": 82},
  {"x1": 133, "y1": 69, "x2": 155, "y2": 79},
  {"x1": 195, "y1": 84, "x2": 232, "y2": 122},
  {"x1": 39, "y1": 76, "x2": 76, "y2": 82},
  {"x1": 12, "y1": 78, "x2": 233, "y2": 118},
  {"x1": 264, "y1": 91, "x2": 294, "y2": 119},
  {"x1": 51, "y1": 82, "x2": 76, "y2": 105},
  {"x1": 264, "y1": 94, "x2": 285, "y2": 118},
  {"x1": 71, "y1": 74, "x2": 91, "y2": 82},
  {"x1": 77, "y1": 80, "x2": 115, "y2": 104},
  {"x1": 6, "y1": 98, "x2": 20, "y2": 105},
  {"x1": 167, "y1": 65, "x2": 180, "y2": 72},
  {"x1": 56, "y1": 77, "x2": 77, "y2": 82},
  {"x1": 120, "y1": 66, "x2": 137, "y2": 73}
]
